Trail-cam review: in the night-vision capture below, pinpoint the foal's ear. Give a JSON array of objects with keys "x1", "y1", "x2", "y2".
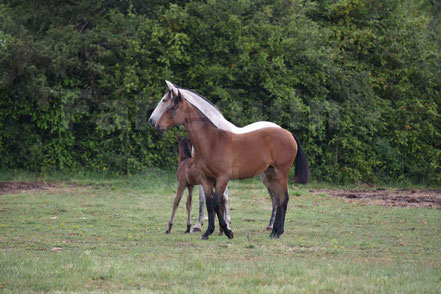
[{"x1": 175, "y1": 134, "x2": 181, "y2": 142}]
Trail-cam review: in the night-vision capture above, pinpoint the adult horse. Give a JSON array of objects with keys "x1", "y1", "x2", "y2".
[
  {"x1": 149, "y1": 82, "x2": 310, "y2": 239},
  {"x1": 165, "y1": 81, "x2": 279, "y2": 233}
]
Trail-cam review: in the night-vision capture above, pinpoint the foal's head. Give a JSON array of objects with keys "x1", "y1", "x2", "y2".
[{"x1": 176, "y1": 135, "x2": 192, "y2": 163}]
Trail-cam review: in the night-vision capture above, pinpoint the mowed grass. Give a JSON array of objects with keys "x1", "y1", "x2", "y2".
[{"x1": 0, "y1": 171, "x2": 440, "y2": 293}]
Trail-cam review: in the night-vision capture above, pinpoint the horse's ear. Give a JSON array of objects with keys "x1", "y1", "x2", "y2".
[
  {"x1": 175, "y1": 134, "x2": 181, "y2": 142},
  {"x1": 174, "y1": 90, "x2": 182, "y2": 103},
  {"x1": 165, "y1": 80, "x2": 178, "y2": 96}
]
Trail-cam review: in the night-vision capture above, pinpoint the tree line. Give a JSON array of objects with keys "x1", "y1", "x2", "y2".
[{"x1": 0, "y1": 0, "x2": 440, "y2": 184}]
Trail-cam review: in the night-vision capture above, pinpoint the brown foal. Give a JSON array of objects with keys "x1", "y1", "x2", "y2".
[
  {"x1": 150, "y1": 90, "x2": 310, "y2": 239},
  {"x1": 165, "y1": 135, "x2": 196, "y2": 234},
  {"x1": 166, "y1": 135, "x2": 229, "y2": 234}
]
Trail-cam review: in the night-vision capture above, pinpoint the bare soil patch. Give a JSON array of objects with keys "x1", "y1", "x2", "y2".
[
  {"x1": 0, "y1": 181, "x2": 57, "y2": 195},
  {"x1": 310, "y1": 189, "x2": 441, "y2": 209}
]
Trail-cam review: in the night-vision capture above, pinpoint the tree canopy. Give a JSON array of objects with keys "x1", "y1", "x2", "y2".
[{"x1": 1, "y1": 0, "x2": 440, "y2": 184}]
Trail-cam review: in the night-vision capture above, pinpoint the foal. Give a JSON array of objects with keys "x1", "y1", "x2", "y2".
[{"x1": 166, "y1": 135, "x2": 229, "y2": 234}]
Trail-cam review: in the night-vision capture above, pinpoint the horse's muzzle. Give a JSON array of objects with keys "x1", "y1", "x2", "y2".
[{"x1": 148, "y1": 118, "x2": 155, "y2": 127}]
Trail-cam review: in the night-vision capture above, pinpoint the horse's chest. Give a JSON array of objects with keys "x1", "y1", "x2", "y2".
[{"x1": 194, "y1": 158, "x2": 220, "y2": 179}]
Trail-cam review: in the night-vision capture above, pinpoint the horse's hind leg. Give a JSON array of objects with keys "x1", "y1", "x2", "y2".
[
  {"x1": 185, "y1": 186, "x2": 194, "y2": 233},
  {"x1": 267, "y1": 196, "x2": 277, "y2": 231},
  {"x1": 275, "y1": 191, "x2": 289, "y2": 237},
  {"x1": 271, "y1": 188, "x2": 289, "y2": 238},
  {"x1": 191, "y1": 186, "x2": 205, "y2": 233},
  {"x1": 260, "y1": 173, "x2": 278, "y2": 231},
  {"x1": 262, "y1": 167, "x2": 289, "y2": 238}
]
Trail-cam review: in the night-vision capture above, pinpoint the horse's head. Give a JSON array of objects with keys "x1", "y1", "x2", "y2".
[{"x1": 149, "y1": 82, "x2": 189, "y2": 131}]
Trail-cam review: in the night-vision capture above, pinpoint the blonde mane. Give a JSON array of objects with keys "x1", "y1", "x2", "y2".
[{"x1": 166, "y1": 81, "x2": 280, "y2": 134}]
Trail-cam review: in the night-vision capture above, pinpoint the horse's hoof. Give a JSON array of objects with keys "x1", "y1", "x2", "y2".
[
  {"x1": 191, "y1": 227, "x2": 201, "y2": 233},
  {"x1": 200, "y1": 235, "x2": 209, "y2": 240},
  {"x1": 227, "y1": 231, "x2": 234, "y2": 239},
  {"x1": 165, "y1": 230, "x2": 170, "y2": 234},
  {"x1": 266, "y1": 226, "x2": 273, "y2": 231},
  {"x1": 269, "y1": 232, "x2": 279, "y2": 239}
]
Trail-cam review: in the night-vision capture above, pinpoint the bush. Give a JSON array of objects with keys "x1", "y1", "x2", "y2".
[{"x1": 0, "y1": 0, "x2": 440, "y2": 183}]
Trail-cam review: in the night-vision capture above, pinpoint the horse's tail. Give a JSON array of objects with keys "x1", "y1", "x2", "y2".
[{"x1": 292, "y1": 133, "x2": 310, "y2": 184}]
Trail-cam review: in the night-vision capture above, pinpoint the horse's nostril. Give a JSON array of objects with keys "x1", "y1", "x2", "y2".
[{"x1": 149, "y1": 118, "x2": 154, "y2": 126}]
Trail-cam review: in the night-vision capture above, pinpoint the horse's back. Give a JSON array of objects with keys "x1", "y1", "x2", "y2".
[
  {"x1": 258, "y1": 127, "x2": 297, "y2": 164},
  {"x1": 239, "y1": 127, "x2": 296, "y2": 153},
  {"x1": 220, "y1": 127, "x2": 297, "y2": 179}
]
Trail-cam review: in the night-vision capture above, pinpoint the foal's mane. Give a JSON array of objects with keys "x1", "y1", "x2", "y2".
[{"x1": 179, "y1": 136, "x2": 192, "y2": 159}]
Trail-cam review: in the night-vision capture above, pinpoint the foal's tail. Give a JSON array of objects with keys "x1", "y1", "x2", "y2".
[{"x1": 292, "y1": 133, "x2": 310, "y2": 184}]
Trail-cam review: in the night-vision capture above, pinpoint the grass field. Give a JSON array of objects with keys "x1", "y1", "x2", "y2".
[{"x1": 1, "y1": 170, "x2": 440, "y2": 293}]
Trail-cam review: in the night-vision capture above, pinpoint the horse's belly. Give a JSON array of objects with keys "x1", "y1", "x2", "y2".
[{"x1": 229, "y1": 161, "x2": 269, "y2": 180}]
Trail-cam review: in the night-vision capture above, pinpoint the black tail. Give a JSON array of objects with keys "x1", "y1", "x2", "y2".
[{"x1": 292, "y1": 133, "x2": 310, "y2": 184}]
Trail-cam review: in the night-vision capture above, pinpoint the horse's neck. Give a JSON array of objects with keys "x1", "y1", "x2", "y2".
[
  {"x1": 184, "y1": 109, "x2": 219, "y2": 160},
  {"x1": 178, "y1": 153, "x2": 187, "y2": 163}
]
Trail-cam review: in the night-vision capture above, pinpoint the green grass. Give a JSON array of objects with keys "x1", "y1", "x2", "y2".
[{"x1": 0, "y1": 172, "x2": 440, "y2": 293}]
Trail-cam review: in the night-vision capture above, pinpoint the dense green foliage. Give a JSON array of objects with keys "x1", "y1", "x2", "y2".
[{"x1": 1, "y1": 0, "x2": 440, "y2": 183}]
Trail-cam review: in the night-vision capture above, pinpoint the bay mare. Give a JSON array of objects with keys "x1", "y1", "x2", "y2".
[
  {"x1": 164, "y1": 81, "x2": 281, "y2": 233},
  {"x1": 149, "y1": 83, "x2": 310, "y2": 239},
  {"x1": 166, "y1": 135, "x2": 230, "y2": 235}
]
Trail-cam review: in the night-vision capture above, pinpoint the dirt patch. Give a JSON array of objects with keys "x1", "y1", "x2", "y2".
[
  {"x1": 310, "y1": 189, "x2": 441, "y2": 209},
  {"x1": 0, "y1": 181, "x2": 57, "y2": 195}
]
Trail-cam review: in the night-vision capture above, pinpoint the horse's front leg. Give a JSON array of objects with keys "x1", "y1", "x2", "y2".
[
  {"x1": 213, "y1": 178, "x2": 234, "y2": 239},
  {"x1": 185, "y1": 186, "x2": 194, "y2": 233},
  {"x1": 200, "y1": 181, "x2": 215, "y2": 240}
]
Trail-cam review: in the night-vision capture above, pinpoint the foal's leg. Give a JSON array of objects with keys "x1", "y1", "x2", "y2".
[
  {"x1": 185, "y1": 186, "x2": 194, "y2": 233},
  {"x1": 191, "y1": 186, "x2": 205, "y2": 232},
  {"x1": 223, "y1": 186, "x2": 231, "y2": 229},
  {"x1": 166, "y1": 181, "x2": 186, "y2": 234}
]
